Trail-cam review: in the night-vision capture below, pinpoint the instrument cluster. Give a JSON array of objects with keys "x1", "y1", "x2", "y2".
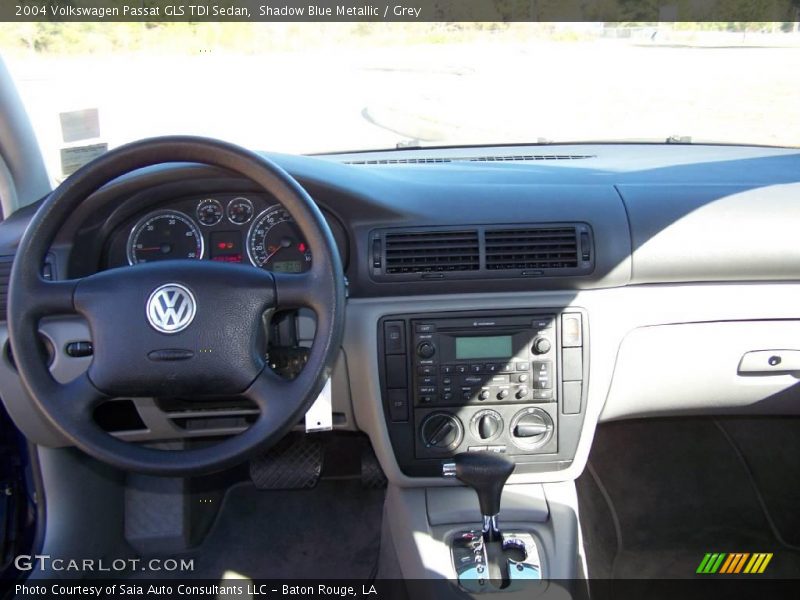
[{"x1": 107, "y1": 194, "x2": 345, "y2": 273}]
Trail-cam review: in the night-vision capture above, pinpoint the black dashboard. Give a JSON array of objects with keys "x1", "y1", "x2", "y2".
[{"x1": 3, "y1": 142, "x2": 800, "y2": 483}]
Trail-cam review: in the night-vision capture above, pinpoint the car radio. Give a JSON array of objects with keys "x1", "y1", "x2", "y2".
[
  {"x1": 410, "y1": 314, "x2": 556, "y2": 407},
  {"x1": 379, "y1": 309, "x2": 588, "y2": 477}
]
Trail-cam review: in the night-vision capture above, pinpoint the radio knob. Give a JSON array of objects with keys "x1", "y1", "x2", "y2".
[
  {"x1": 532, "y1": 337, "x2": 552, "y2": 355},
  {"x1": 497, "y1": 389, "x2": 509, "y2": 400},
  {"x1": 416, "y1": 342, "x2": 436, "y2": 359},
  {"x1": 478, "y1": 389, "x2": 490, "y2": 401},
  {"x1": 516, "y1": 387, "x2": 529, "y2": 400}
]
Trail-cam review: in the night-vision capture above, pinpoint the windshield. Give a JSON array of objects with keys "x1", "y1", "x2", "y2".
[{"x1": 1, "y1": 22, "x2": 799, "y2": 183}]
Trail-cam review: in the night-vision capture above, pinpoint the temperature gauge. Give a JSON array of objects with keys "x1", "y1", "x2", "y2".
[{"x1": 196, "y1": 198, "x2": 223, "y2": 226}]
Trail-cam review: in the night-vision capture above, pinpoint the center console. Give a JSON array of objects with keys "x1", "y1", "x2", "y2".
[{"x1": 378, "y1": 309, "x2": 589, "y2": 477}]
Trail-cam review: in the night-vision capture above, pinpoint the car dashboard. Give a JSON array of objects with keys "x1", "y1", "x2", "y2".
[{"x1": 2, "y1": 142, "x2": 800, "y2": 487}]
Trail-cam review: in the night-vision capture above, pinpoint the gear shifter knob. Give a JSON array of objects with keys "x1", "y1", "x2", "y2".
[{"x1": 447, "y1": 451, "x2": 515, "y2": 541}]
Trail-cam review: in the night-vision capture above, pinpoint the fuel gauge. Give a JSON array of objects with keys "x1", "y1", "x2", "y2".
[{"x1": 227, "y1": 197, "x2": 254, "y2": 225}]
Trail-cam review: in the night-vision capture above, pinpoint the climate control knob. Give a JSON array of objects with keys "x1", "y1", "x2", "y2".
[
  {"x1": 420, "y1": 412, "x2": 463, "y2": 451},
  {"x1": 532, "y1": 337, "x2": 552, "y2": 355},
  {"x1": 417, "y1": 342, "x2": 436, "y2": 359},
  {"x1": 510, "y1": 408, "x2": 554, "y2": 450},
  {"x1": 471, "y1": 410, "x2": 503, "y2": 441}
]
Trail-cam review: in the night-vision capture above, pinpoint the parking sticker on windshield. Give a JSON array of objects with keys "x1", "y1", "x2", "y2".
[
  {"x1": 305, "y1": 377, "x2": 333, "y2": 433},
  {"x1": 59, "y1": 108, "x2": 100, "y2": 143},
  {"x1": 60, "y1": 143, "x2": 108, "y2": 177}
]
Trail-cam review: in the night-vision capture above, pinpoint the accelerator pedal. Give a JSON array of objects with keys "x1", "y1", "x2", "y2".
[{"x1": 249, "y1": 433, "x2": 323, "y2": 490}]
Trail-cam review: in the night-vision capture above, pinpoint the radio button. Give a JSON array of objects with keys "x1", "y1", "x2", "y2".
[
  {"x1": 470, "y1": 364, "x2": 483, "y2": 374},
  {"x1": 420, "y1": 376, "x2": 437, "y2": 386},
  {"x1": 517, "y1": 362, "x2": 530, "y2": 371},
  {"x1": 533, "y1": 389, "x2": 553, "y2": 400},
  {"x1": 462, "y1": 391, "x2": 473, "y2": 401},
  {"x1": 415, "y1": 323, "x2": 436, "y2": 333},
  {"x1": 532, "y1": 361, "x2": 552, "y2": 389},
  {"x1": 456, "y1": 365, "x2": 468, "y2": 374},
  {"x1": 485, "y1": 363, "x2": 500, "y2": 373},
  {"x1": 419, "y1": 395, "x2": 434, "y2": 404},
  {"x1": 442, "y1": 393, "x2": 454, "y2": 402},
  {"x1": 500, "y1": 363, "x2": 515, "y2": 373},
  {"x1": 463, "y1": 375, "x2": 483, "y2": 386},
  {"x1": 517, "y1": 373, "x2": 529, "y2": 383},
  {"x1": 419, "y1": 386, "x2": 437, "y2": 395},
  {"x1": 416, "y1": 342, "x2": 436, "y2": 359},
  {"x1": 441, "y1": 365, "x2": 454, "y2": 375},
  {"x1": 418, "y1": 366, "x2": 435, "y2": 376},
  {"x1": 442, "y1": 377, "x2": 452, "y2": 385}
]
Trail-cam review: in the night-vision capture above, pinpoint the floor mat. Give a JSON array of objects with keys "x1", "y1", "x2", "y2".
[
  {"x1": 151, "y1": 479, "x2": 385, "y2": 580},
  {"x1": 577, "y1": 418, "x2": 800, "y2": 579}
]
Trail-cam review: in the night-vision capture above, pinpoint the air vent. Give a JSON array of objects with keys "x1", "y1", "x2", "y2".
[
  {"x1": 0, "y1": 255, "x2": 13, "y2": 322},
  {"x1": 344, "y1": 154, "x2": 594, "y2": 165},
  {"x1": 384, "y1": 230, "x2": 479, "y2": 274},
  {"x1": 485, "y1": 227, "x2": 579, "y2": 270}
]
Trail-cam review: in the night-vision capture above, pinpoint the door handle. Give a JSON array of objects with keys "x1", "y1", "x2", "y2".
[{"x1": 738, "y1": 350, "x2": 800, "y2": 374}]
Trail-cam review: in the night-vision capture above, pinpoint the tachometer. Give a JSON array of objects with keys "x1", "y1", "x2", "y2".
[
  {"x1": 127, "y1": 210, "x2": 204, "y2": 265},
  {"x1": 246, "y1": 206, "x2": 312, "y2": 272}
]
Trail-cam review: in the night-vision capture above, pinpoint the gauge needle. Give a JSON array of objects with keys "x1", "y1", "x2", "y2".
[
  {"x1": 263, "y1": 246, "x2": 281, "y2": 263},
  {"x1": 263, "y1": 238, "x2": 293, "y2": 263}
]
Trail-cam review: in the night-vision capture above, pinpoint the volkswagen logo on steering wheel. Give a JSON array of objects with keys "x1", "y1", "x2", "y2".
[{"x1": 146, "y1": 283, "x2": 196, "y2": 334}]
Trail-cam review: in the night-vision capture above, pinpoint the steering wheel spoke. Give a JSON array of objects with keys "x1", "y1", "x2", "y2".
[
  {"x1": 28, "y1": 278, "x2": 79, "y2": 316},
  {"x1": 272, "y1": 270, "x2": 318, "y2": 309},
  {"x1": 50, "y1": 371, "x2": 108, "y2": 423}
]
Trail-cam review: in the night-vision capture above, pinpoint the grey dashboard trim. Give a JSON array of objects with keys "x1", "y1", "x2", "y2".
[
  {"x1": 346, "y1": 282, "x2": 800, "y2": 487},
  {"x1": 619, "y1": 183, "x2": 800, "y2": 283},
  {"x1": 601, "y1": 320, "x2": 800, "y2": 421}
]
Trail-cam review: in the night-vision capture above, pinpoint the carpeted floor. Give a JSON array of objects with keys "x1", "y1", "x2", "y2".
[
  {"x1": 577, "y1": 417, "x2": 800, "y2": 580},
  {"x1": 153, "y1": 479, "x2": 385, "y2": 580}
]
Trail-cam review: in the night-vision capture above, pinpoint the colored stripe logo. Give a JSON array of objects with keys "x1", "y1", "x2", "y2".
[{"x1": 697, "y1": 553, "x2": 773, "y2": 574}]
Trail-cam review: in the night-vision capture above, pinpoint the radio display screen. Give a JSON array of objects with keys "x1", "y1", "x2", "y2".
[{"x1": 455, "y1": 335, "x2": 513, "y2": 360}]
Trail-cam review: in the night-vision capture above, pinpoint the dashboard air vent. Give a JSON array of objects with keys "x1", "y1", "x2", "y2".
[
  {"x1": 0, "y1": 255, "x2": 13, "y2": 322},
  {"x1": 384, "y1": 230, "x2": 479, "y2": 274},
  {"x1": 485, "y1": 227, "x2": 579, "y2": 270}
]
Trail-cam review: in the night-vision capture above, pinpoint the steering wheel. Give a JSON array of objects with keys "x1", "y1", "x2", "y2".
[{"x1": 7, "y1": 137, "x2": 346, "y2": 475}]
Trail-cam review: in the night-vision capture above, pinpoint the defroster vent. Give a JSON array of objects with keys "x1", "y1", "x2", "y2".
[
  {"x1": 485, "y1": 227, "x2": 579, "y2": 270},
  {"x1": 384, "y1": 230, "x2": 479, "y2": 274}
]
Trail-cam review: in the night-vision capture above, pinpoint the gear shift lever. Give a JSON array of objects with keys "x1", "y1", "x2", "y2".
[
  {"x1": 444, "y1": 451, "x2": 515, "y2": 541},
  {"x1": 445, "y1": 453, "x2": 542, "y2": 589},
  {"x1": 444, "y1": 452, "x2": 515, "y2": 587}
]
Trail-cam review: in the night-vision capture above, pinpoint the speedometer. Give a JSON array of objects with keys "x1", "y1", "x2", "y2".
[
  {"x1": 246, "y1": 206, "x2": 312, "y2": 272},
  {"x1": 127, "y1": 210, "x2": 204, "y2": 265}
]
